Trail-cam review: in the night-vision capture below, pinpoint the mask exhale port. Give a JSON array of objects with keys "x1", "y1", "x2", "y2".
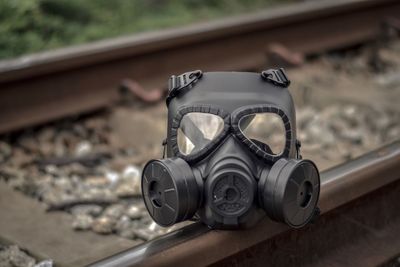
[
  {"x1": 299, "y1": 181, "x2": 313, "y2": 208},
  {"x1": 149, "y1": 181, "x2": 163, "y2": 208},
  {"x1": 224, "y1": 187, "x2": 239, "y2": 202}
]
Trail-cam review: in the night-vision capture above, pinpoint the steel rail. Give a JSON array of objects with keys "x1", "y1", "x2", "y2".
[
  {"x1": 1, "y1": 0, "x2": 400, "y2": 134},
  {"x1": 89, "y1": 141, "x2": 400, "y2": 267}
]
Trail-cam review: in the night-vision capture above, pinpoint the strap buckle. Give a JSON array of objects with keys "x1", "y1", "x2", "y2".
[
  {"x1": 261, "y1": 68, "x2": 291, "y2": 87},
  {"x1": 296, "y1": 139, "x2": 302, "y2": 159},
  {"x1": 166, "y1": 70, "x2": 202, "y2": 106}
]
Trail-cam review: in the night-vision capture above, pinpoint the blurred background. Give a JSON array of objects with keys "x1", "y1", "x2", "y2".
[
  {"x1": 0, "y1": 0, "x2": 400, "y2": 266},
  {"x1": 0, "y1": 0, "x2": 291, "y2": 59}
]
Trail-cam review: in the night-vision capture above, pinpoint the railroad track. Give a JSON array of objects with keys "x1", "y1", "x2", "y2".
[
  {"x1": 0, "y1": 0, "x2": 400, "y2": 134},
  {"x1": 1, "y1": 133, "x2": 399, "y2": 266},
  {"x1": 90, "y1": 141, "x2": 400, "y2": 267},
  {"x1": 0, "y1": 1, "x2": 400, "y2": 266}
]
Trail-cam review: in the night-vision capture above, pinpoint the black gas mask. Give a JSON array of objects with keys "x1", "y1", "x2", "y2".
[{"x1": 141, "y1": 69, "x2": 320, "y2": 229}]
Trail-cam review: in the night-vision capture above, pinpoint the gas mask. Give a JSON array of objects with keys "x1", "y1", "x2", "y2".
[{"x1": 141, "y1": 69, "x2": 320, "y2": 229}]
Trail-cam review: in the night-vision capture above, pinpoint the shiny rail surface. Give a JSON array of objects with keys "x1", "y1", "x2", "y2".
[
  {"x1": 1, "y1": 0, "x2": 400, "y2": 134},
  {"x1": 89, "y1": 141, "x2": 400, "y2": 267}
]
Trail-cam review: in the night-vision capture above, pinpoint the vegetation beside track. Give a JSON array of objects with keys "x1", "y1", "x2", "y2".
[{"x1": 0, "y1": 0, "x2": 292, "y2": 59}]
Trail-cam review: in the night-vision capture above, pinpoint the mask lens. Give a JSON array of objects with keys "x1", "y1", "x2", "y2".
[
  {"x1": 178, "y1": 113, "x2": 224, "y2": 155},
  {"x1": 238, "y1": 113, "x2": 286, "y2": 155}
]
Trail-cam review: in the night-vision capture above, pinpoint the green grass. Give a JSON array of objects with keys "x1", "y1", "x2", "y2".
[{"x1": 0, "y1": 0, "x2": 293, "y2": 60}]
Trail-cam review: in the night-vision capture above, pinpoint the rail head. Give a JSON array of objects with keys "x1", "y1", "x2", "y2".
[{"x1": 89, "y1": 141, "x2": 400, "y2": 267}]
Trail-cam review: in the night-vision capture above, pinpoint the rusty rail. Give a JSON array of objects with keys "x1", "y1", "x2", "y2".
[
  {"x1": 1, "y1": 0, "x2": 400, "y2": 134},
  {"x1": 89, "y1": 141, "x2": 400, "y2": 267}
]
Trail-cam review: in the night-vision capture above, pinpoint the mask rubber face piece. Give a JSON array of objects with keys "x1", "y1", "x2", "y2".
[
  {"x1": 141, "y1": 70, "x2": 320, "y2": 229},
  {"x1": 141, "y1": 157, "x2": 200, "y2": 226},
  {"x1": 258, "y1": 158, "x2": 320, "y2": 228}
]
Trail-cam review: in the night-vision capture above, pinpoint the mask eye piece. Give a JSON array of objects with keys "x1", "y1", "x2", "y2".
[
  {"x1": 238, "y1": 113, "x2": 286, "y2": 155},
  {"x1": 177, "y1": 113, "x2": 224, "y2": 155}
]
